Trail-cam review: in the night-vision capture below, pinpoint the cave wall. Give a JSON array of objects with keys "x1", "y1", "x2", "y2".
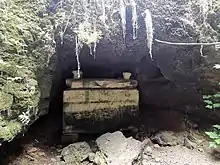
[
  {"x1": 49, "y1": 0, "x2": 220, "y2": 112},
  {"x1": 0, "y1": 0, "x2": 56, "y2": 144}
]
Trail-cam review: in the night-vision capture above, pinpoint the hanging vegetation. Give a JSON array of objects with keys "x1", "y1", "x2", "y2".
[{"x1": 54, "y1": 0, "x2": 220, "y2": 70}]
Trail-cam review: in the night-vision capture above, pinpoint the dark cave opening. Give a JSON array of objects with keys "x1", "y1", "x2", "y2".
[
  {"x1": 0, "y1": 41, "x2": 217, "y2": 165},
  {"x1": 45, "y1": 3, "x2": 160, "y2": 138},
  {"x1": 44, "y1": 33, "x2": 179, "y2": 145},
  {"x1": 47, "y1": 42, "x2": 139, "y2": 143}
]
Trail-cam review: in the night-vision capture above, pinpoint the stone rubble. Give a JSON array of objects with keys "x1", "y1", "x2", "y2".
[{"x1": 60, "y1": 131, "x2": 219, "y2": 165}]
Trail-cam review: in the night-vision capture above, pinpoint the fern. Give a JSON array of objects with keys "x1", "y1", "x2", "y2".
[{"x1": 204, "y1": 64, "x2": 220, "y2": 148}]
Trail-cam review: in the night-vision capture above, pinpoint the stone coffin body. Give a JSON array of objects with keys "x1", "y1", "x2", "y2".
[{"x1": 63, "y1": 79, "x2": 139, "y2": 135}]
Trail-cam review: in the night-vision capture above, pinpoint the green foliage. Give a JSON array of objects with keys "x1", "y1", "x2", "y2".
[
  {"x1": 204, "y1": 65, "x2": 220, "y2": 148},
  {"x1": 203, "y1": 92, "x2": 220, "y2": 110},
  {"x1": 205, "y1": 125, "x2": 220, "y2": 148}
]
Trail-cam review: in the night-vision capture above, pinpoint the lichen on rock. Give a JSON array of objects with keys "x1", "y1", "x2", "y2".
[
  {"x1": 0, "y1": 91, "x2": 13, "y2": 111},
  {"x1": 0, "y1": 0, "x2": 55, "y2": 143},
  {"x1": 0, "y1": 116, "x2": 22, "y2": 142}
]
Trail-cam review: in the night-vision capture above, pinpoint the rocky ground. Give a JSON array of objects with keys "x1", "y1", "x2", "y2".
[{"x1": 3, "y1": 121, "x2": 220, "y2": 165}]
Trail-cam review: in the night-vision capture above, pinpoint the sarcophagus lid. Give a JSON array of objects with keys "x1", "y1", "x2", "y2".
[{"x1": 65, "y1": 78, "x2": 138, "y2": 89}]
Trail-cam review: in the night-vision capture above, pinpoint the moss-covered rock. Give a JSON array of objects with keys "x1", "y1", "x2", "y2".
[
  {"x1": 0, "y1": 61, "x2": 42, "y2": 143},
  {"x1": 0, "y1": 0, "x2": 55, "y2": 143},
  {"x1": 0, "y1": 92, "x2": 13, "y2": 111},
  {"x1": 0, "y1": 116, "x2": 22, "y2": 143}
]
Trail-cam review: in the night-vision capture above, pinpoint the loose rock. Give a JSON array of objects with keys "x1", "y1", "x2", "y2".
[
  {"x1": 155, "y1": 157, "x2": 161, "y2": 162},
  {"x1": 144, "y1": 146, "x2": 153, "y2": 155},
  {"x1": 61, "y1": 142, "x2": 92, "y2": 164},
  {"x1": 153, "y1": 144, "x2": 160, "y2": 148},
  {"x1": 184, "y1": 138, "x2": 196, "y2": 150},
  {"x1": 151, "y1": 131, "x2": 180, "y2": 146},
  {"x1": 96, "y1": 131, "x2": 142, "y2": 165}
]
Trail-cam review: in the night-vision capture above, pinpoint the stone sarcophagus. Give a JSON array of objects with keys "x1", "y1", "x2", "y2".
[{"x1": 63, "y1": 78, "x2": 139, "y2": 139}]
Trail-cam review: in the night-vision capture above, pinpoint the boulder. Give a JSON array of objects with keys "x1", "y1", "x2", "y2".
[
  {"x1": 60, "y1": 131, "x2": 145, "y2": 165},
  {"x1": 96, "y1": 131, "x2": 142, "y2": 165},
  {"x1": 59, "y1": 131, "x2": 215, "y2": 165},
  {"x1": 61, "y1": 142, "x2": 92, "y2": 164}
]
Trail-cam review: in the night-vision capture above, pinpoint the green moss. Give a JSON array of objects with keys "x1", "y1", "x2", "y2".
[
  {"x1": 12, "y1": 95, "x2": 40, "y2": 112},
  {"x1": 0, "y1": 91, "x2": 13, "y2": 110},
  {"x1": 0, "y1": 60, "x2": 41, "y2": 142},
  {"x1": 0, "y1": 77, "x2": 6, "y2": 87},
  {"x1": 0, "y1": 64, "x2": 17, "y2": 78},
  {"x1": 0, "y1": 0, "x2": 55, "y2": 143},
  {"x1": 0, "y1": 118, "x2": 22, "y2": 142},
  {"x1": 0, "y1": 61, "x2": 35, "y2": 79},
  {"x1": 63, "y1": 105, "x2": 139, "y2": 134},
  {"x1": 3, "y1": 82, "x2": 29, "y2": 97}
]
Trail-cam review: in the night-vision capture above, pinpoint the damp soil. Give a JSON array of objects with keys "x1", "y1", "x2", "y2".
[
  {"x1": 0, "y1": 114, "x2": 61, "y2": 165},
  {"x1": 0, "y1": 111, "x2": 103, "y2": 165}
]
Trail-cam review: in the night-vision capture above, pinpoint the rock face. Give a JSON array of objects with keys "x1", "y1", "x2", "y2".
[{"x1": 0, "y1": 0, "x2": 55, "y2": 143}]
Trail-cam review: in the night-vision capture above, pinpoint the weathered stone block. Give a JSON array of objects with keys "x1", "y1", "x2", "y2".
[
  {"x1": 66, "y1": 79, "x2": 138, "y2": 89},
  {"x1": 63, "y1": 79, "x2": 139, "y2": 134},
  {"x1": 63, "y1": 89, "x2": 138, "y2": 106}
]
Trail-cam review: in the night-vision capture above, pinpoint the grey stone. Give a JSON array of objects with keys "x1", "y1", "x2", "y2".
[
  {"x1": 198, "y1": 148, "x2": 204, "y2": 153},
  {"x1": 151, "y1": 131, "x2": 180, "y2": 146},
  {"x1": 88, "y1": 153, "x2": 96, "y2": 162},
  {"x1": 144, "y1": 146, "x2": 153, "y2": 155},
  {"x1": 153, "y1": 144, "x2": 160, "y2": 148},
  {"x1": 96, "y1": 131, "x2": 142, "y2": 165},
  {"x1": 93, "y1": 151, "x2": 108, "y2": 165},
  {"x1": 184, "y1": 138, "x2": 196, "y2": 150},
  {"x1": 143, "y1": 154, "x2": 150, "y2": 160},
  {"x1": 142, "y1": 160, "x2": 149, "y2": 165},
  {"x1": 61, "y1": 142, "x2": 92, "y2": 164},
  {"x1": 155, "y1": 157, "x2": 161, "y2": 162},
  {"x1": 142, "y1": 138, "x2": 154, "y2": 147},
  {"x1": 80, "y1": 161, "x2": 91, "y2": 165},
  {"x1": 51, "y1": 158, "x2": 57, "y2": 162}
]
